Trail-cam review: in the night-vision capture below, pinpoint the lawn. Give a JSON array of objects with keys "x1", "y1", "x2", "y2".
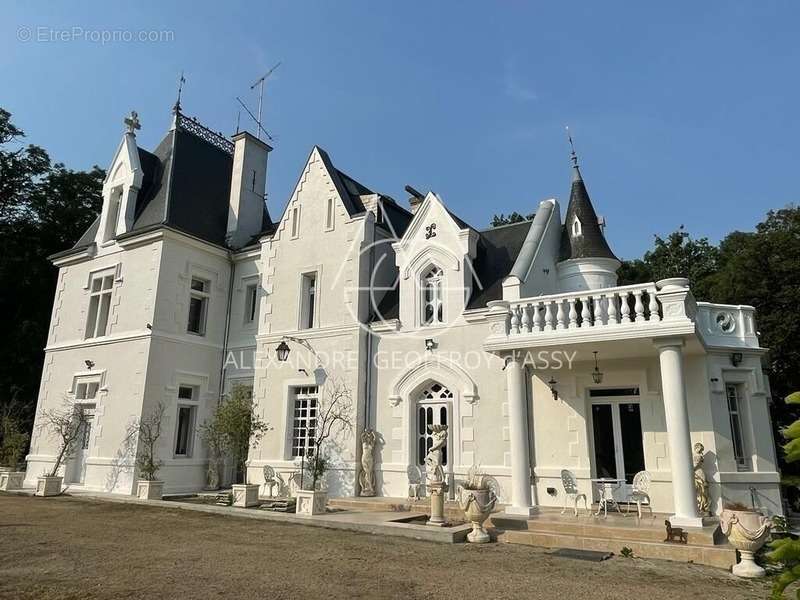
[{"x1": 0, "y1": 493, "x2": 772, "y2": 599}]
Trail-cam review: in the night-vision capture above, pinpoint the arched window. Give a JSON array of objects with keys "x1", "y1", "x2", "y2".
[
  {"x1": 572, "y1": 218, "x2": 582, "y2": 236},
  {"x1": 417, "y1": 383, "x2": 452, "y2": 466},
  {"x1": 421, "y1": 266, "x2": 443, "y2": 326}
]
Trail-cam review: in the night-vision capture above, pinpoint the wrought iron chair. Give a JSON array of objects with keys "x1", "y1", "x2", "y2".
[
  {"x1": 262, "y1": 465, "x2": 285, "y2": 498},
  {"x1": 560, "y1": 469, "x2": 588, "y2": 516},
  {"x1": 626, "y1": 470, "x2": 652, "y2": 519},
  {"x1": 407, "y1": 465, "x2": 423, "y2": 501}
]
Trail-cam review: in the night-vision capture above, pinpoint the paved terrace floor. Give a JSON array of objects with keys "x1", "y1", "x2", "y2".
[{"x1": 0, "y1": 491, "x2": 773, "y2": 599}]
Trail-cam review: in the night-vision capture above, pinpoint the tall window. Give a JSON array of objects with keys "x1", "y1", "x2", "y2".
[
  {"x1": 726, "y1": 383, "x2": 749, "y2": 470},
  {"x1": 291, "y1": 206, "x2": 300, "y2": 238},
  {"x1": 421, "y1": 266, "x2": 444, "y2": 326},
  {"x1": 174, "y1": 385, "x2": 197, "y2": 457},
  {"x1": 325, "y1": 198, "x2": 335, "y2": 230},
  {"x1": 103, "y1": 190, "x2": 122, "y2": 242},
  {"x1": 187, "y1": 277, "x2": 209, "y2": 335},
  {"x1": 291, "y1": 386, "x2": 318, "y2": 458},
  {"x1": 417, "y1": 383, "x2": 452, "y2": 466},
  {"x1": 244, "y1": 283, "x2": 258, "y2": 325},
  {"x1": 85, "y1": 272, "x2": 114, "y2": 338},
  {"x1": 300, "y1": 273, "x2": 317, "y2": 329}
]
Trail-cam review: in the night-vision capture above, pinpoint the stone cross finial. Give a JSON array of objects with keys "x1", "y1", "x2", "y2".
[{"x1": 124, "y1": 111, "x2": 141, "y2": 135}]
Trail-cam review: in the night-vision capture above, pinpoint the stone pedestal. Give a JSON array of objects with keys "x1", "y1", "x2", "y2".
[
  {"x1": 427, "y1": 481, "x2": 448, "y2": 527},
  {"x1": 295, "y1": 490, "x2": 328, "y2": 516},
  {"x1": 35, "y1": 476, "x2": 63, "y2": 497},
  {"x1": 136, "y1": 480, "x2": 164, "y2": 501},
  {"x1": 231, "y1": 483, "x2": 260, "y2": 507},
  {"x1": 0, "y1": 471, "x2": 25, "y2": 491}
]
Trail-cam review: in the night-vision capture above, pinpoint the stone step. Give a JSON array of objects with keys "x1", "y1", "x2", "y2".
[
  {"x1": 327, "y1": 497, "x2": 473, "y2": 521},
  {"x1": 489, "y1": 514, "x2": 721, "y2": 547},
  {"x1": 500, "y1": 529, "x2": 736, "y2": 570}
]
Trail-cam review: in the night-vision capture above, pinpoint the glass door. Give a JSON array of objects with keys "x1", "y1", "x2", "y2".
[
  {"x1": 70, "y1": 405, "x2": 95, "y2": 484},
  {"x1": 591, "y1": 399, "x2": 644, "y2": 501}
]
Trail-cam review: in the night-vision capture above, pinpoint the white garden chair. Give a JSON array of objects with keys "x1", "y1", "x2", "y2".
[
  {"x1": 626, "y1": 470, "x2": 652, "y2": 519},
  {"x1": 407, "y1": 465, "x2": 422, "y2": 501},
  {"x1": 262, "y1": 465, "x2": 284, "y2": 498},
  {"x1": 560, "y1": 469, "x2": 588, "y2": 516}
]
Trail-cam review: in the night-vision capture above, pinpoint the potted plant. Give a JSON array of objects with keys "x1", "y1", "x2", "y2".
[
  {"x1": 206, "y1": 384, "x2": 270, "y2": 507},
  {"x1": 129, "y1": 403, "x2": 165, "y2": 500},
  {"x1": 35, "y1": 398, "x2": 88, "y2": 496},
  {"x1": 720, "y1": 501, "x2": 772, "y2": 578},
  {"x1": 459, "y1": 464, "x2": 497, "y2": 543},
  {"x1": 295, "y1": 379, "x2": 353, "y2": 516},
  {"x1": 0, "y1": 404, "x2": 29, "y2": 491}
]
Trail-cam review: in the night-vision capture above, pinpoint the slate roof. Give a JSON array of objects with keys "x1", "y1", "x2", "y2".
[
  {"x1": 558, "y1": 166, "x2": 618, "y2": 262},
  {"x1": 65, "y1": 113, "x2": 270, "y2": 254}
]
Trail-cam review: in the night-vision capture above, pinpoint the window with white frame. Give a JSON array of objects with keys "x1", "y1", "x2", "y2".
[
  {"x1": 85, "y1": 272, "x2": 115, "y2": 338},
  {"x1": 726, "y1": 383, "x2": 750, "y2": 470},
  {"x1": 300, "y1": 273, "x2": 317, "y2": 329},
  {"x1": 291, "y1": 206, "x2": 300, "y2": 238},
  {"x1": 572, "y1": 218, "x2": 582, "y2": 236},
  {"x1": 421, "y1": 266, "x2": 444, "y2": 326},
  {"x1": 103, "y1": 189, "x2": 122, "y2": 242},
  {"x1": 291, "y1": 386, "x2": 318, "y2": 458},
  {"x1": 416, "y1": 383, "x2": 452, "y2": 466},
  {"x1": 244, "y1": 283, "x2": 258, "y2": 325},
  {"x1": 325, "y1": 197, "x2": 335, "y2": 230},
  {"x1": 74, "y1": 377, "x2": 100, "y2": 401},
  {"x1": 174, "y1": 385, "x2": 197, "y2": 457},
  {"x1": 187, "y1": 277, "x2": 210, "y2": 335}
]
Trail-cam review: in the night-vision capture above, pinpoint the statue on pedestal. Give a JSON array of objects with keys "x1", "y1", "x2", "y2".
[
  {"x1": 693, "y1": 442, "x2": 710, "y2": 515},
  {"x1": 358, "y1": 429, "x2": 377, "y2": 497},
  {"x1": 424, "y1": 424, "x2": 448, "y2": 526}
]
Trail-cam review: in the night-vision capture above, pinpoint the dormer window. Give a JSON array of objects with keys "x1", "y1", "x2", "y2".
[
  {"x1": 421, "y1": 266, "x2": 444, "y2": 326},
  {"x1": 572, "y1": 218, "x2": 582, "y2": 236},
  {"x1": 103, "y1": 189, "x2": 123, "y2": 242}
]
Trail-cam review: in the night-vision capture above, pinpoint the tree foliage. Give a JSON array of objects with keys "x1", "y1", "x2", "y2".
[
  {"x1": 490, "y1": 212, "x2": 535, "y2": 227},
  {"x1": 0, "y1": 401, "x2": 29, "y2": 468},
  {"x1": 202, "y1": 385, "x2": 271, "y2": 484},
  {"x1": 37, "y1": 397, "x2": 89, "y2": 477},
  {"x1": 0, "y1": 108, "x2": 104, "y2": 435}
]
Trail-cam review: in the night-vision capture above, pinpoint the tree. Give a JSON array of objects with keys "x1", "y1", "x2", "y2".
[
  {"x1": 0, "y1": 108, "x2": 103, "y2": 436},
  {"x1": 0, "y1": 401, "x2": 30, "y2": 468},
  {"x1": 304, "y1": 379, "x2": 354, "y2": 490},
  {"x1": 128, "y1": 403, "x2": 165, "y2": 481},
  {"x1": 204, "y1": 385, "x2": 270, "y2": 485},
  {"x1": 37, "y1": 397, "x2": 88, "y2": 478},
  {"x1": 490, "y1": 212, "x2": 535, "y2": 227}
]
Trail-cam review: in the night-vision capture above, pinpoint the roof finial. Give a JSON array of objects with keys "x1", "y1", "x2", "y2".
[
  {"x1": 124, "y1": 111, "x2": 140, "y2": 136},
  {"x1": 566, "y1": 126, "x2": 582, "y2": 180},
  {"x1": 173, "y1": 71, "x2": 186, "y2": 114}
]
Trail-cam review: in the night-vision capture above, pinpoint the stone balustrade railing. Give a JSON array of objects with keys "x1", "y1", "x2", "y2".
[{"x1": 506, "y1": 282, "x2": 661, "y2": 335}]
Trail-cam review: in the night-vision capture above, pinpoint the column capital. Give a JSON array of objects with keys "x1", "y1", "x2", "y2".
[{"x1": 653, "y1": 336, "x2": 686, "y2": 350}]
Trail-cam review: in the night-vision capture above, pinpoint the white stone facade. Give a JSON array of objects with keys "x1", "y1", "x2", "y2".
[{"x1": 26, "y1": 110, "x2": 782, "y2": 524}]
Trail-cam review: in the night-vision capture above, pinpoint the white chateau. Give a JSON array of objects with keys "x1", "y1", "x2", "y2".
[{"x1": 26, "y1": 105, "x2": 781, "y2": 526}]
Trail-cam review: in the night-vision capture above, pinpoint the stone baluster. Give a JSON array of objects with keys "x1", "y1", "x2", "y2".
[
  {"x1": 581, "y1": 297, "x2": 592, "y2": 327},
  {"x1": 568, "y1": 298, "x2": 578, "y2": 329},
  {"x1": 556, "y1": 300, "x2": 566, "y2": 330},
  {"x1": 607, "y1": 293, "x2": 618, "y2": 325},
  {"x1": 648, "y1": 289, "x2": 661, "y2": 322},
  {"x1": 620, "y1": 292, "x2": 631, "y2": 323},
  {"x1": 532, "y1": 302, "x2": 542, "y2": 332},
  {"x1": 593, "y1": 294, "x2": 604, "y2": 326},
  {"x1": 544, "y1": 301, "x2": 554, "y2": 331},
  {"x1": 634, "y1": 289, "x2": 645, "y2": 322},
  {"x1": 510, "y1": 305, "x2": 521, "y2": 334},
  {"x1": 521, "y1": 303, "x2": 531, "y2": 332}
]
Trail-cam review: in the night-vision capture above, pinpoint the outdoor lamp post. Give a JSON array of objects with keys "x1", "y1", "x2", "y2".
[{"x1": 276, "y1": 341, "x2": 291, "y2": 362}]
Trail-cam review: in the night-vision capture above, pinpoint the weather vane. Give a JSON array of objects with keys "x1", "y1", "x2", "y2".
[
  {"x1": 174, "y1": 71, "x2": 186, "y2": 113},
  {"x1": 566, "y1": 126, "x2": 578, "y2": 168},
  {"x1": 124, "y1": 111, "x2": 141, "y2": 135}
]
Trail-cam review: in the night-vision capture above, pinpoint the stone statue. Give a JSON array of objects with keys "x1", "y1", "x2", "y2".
[
  {"x1": 358, "y1": 429, "x2": 377, "y2": 497},
  {"x1": 424, "y1": 424, "x2": 448, "y2": 484},
  {"x1": 205, "y1": 458, "x2": 220, "y2": 491},
  {"x1": 693, "y1": 442, "x2": 710, "y2": 515}
]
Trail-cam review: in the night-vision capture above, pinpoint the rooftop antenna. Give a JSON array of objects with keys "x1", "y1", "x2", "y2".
[
  {"x1": 250, "y1": 61, "x2": 281, "y2": 140},
  {"x1": 235, "y1": 96, "x2": 273, "y2": 141},
  {"x1": 174, "y1": 71, "x2": 186, "y2": 113},
  {"x1": 235, "y1": 109, "x2": 241, "y2": 134}
]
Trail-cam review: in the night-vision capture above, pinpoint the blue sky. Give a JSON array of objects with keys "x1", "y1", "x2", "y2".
[{"x1": 2, "y1": 2, "x2": 798, "y2": 259}]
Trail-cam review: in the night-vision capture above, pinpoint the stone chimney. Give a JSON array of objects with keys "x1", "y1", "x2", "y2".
[
  {"x1": 227, "y1": 132, "x2": 272, "y2": 248},
  {"x1": 405, "y1": 185, "x2": 425, "y2": 215}
]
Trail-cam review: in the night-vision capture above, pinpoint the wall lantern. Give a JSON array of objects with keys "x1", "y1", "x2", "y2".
[
  {"x1": 548, "y1": 377, "x2": 559, "y2": 401},
  {"x1": 425, "y1": 338, "x2": 436, "y2": 351},
  {"x1": 730, "y1": 352, "x2": 743, "y2": 367},
  {"x1": 276, "y1": 341, "x2": 291, "y2": 362},
  {"x1": 592, "y1": 351, "x2": 604, "y2": 384}
]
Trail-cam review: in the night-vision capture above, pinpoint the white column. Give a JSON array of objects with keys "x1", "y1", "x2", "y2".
[
  {"x1": 505, "y1": 354, "x2": 536, "y2": 516},
  {"x1": 656, "y1": 338, "x2": 704, "y2": 528}
]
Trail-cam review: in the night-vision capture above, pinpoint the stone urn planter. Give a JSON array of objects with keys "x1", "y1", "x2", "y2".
[
  {"x1": 231, "y1": 483, "x2": 260, "y2": 508},
  {"x1": 0, "y1": 470, "x2": 25, "y2": 491},
  {"x1": 656, "y1": 277, "x2": 690, "y2": 292},
  {"x1": 459, "y1": 488, "x2": 497, "y2": 543},
  {"x1": 35, "y1": 475, "x2": 63, "y2": 497},
  {"x1": 136, "y1": 480, "x2": 164, "y2": 501},
  {"x1": 720, "y1": 507, "x2": 772, "y2": 577},
  {"x1": 295, "y1": 489, "x2": 328, "y2": 516}
]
